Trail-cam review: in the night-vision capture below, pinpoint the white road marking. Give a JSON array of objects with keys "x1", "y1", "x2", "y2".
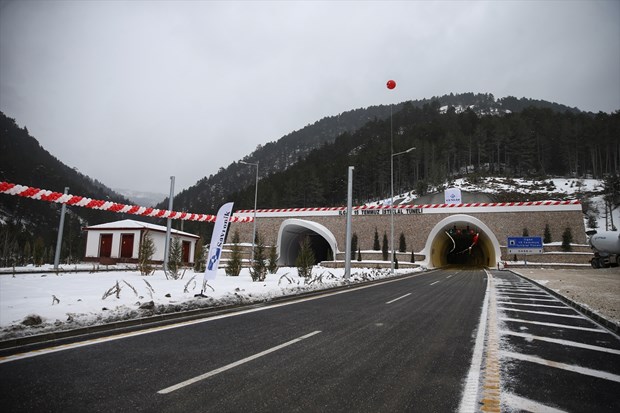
[
  {"x1": 158, "y1": 330, "x2": 322, "y2": 394},
  {"x1": 501, "y1": 317, "x2": 604, "y2": 332},
  {"x1": 501, "y1": 350, "x2": 620, "y2": 383},
  {"x1": 386, "y1": 292, "x2": 412, "y2": 304},
  {"x1": 497, "y1": 307, "x2": 583, "y2": 319},
  {"x1": 500, "y1": 330, "x2": 620, "y2": 355},
  {"x1": 497, "y1": 293, "x2": 557, "y2": 300},
  {"x1": 458, "y1": 271, "x2": 491, "y2": 413},
  {"x1": 503, "y1": 392, "x2": 568, "y2": 413},
  {"x1": 497, "y1": 301, "x2": 564, "y2": 309},
  {"x1": 430, "y1": 281, "x2": 440, "y2": 286}
]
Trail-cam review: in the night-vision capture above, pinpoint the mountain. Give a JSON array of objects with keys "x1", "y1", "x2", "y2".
[
  {"x1": 114, "y1": 188, "x2": 167, "y2": 208},
  {"x1": 169, "y1": 93, "x2": 617, "y2": 238},
  {"x1": 0, "y1": 111, "x2": 144, "y2": 265}
]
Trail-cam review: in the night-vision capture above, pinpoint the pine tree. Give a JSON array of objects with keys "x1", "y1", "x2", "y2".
[
  {"x1": 522, "y1": 228, "x2": 529, "y2": 236},
  {"x1": 561, "y1": 227, "x2": 573, "y2": 252},
  {"x1": 250, "y1": 232, "x2": 267, "y2": 281},
  {"x1": 411, "y1": 250, "x2": 415, "y2": 263},
  {"x1": 399, "y1": 232, "x2": 407, "y2": 253},
  {"x1": 267, "y1": 245, "x2": 278, "y2": 274},
  {"x1": 23, "y1": 241, "x2": 31, "y2": 265},
  {"x1": 357, "y1": 247, "x2": 362, "y2": 262},
  {"x1": 295, "y1": 235, "x2": 315, "y2": 279},
  {"x1": 350, "y1": 233, "x2": 358, "y2": 260},
  {"x1": 543, "y1": 224, "x2": 552, "y2": 244},
  {"x1": 373, "y1": 228, "x2": 380, "y2": 250},
  {"x1": 167, "y1": 237, "x2": 182, "y2": 278},
  {"x1": 226, "y1": 230, "x2": 242, "y2": 276},
  {"x1": 193, "y1": 237, "x2": 206, "y2": 272},
  {"x1": 138, "y1": 231, "x2": 155, "y2": 275},
  {"x1": 382, "y1": 232, "x2": 389, "y2": 261}
]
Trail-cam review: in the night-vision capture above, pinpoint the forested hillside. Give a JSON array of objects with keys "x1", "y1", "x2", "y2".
[
  {"x1": 165, "y1": 93, "x2": 591, "y2": 222},
  {"x1": 174, "y1": 96, "x2": 618, "y2": 237},
  {"x1": 0, "y1": 112, "x2": 138, "y2": 266}
]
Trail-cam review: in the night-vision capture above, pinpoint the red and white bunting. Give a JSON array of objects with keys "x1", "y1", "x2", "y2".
[{"x1": 0, "y1": 181, "x2": 253, "y2": 223}]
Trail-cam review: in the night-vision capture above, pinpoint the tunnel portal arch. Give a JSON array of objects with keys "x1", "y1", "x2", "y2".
[
  {"x1": 422, "y1": 214, "x2": 501, "y2": 269},
  {"x1": 277, "y1": 219, "x2": 338, "y2": 266}
]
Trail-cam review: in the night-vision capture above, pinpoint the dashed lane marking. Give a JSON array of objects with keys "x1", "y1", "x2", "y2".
[
  {"x1": 158, "y1": 330, "x2": 322, "y2": 394},
  {"x1": 430, "y1": 281, "x2": 440, "y2": 286},
  {"x1": 385, "y1": 293, "x2": 412, "y2": 304},
  {"x1": 500, "y1": 330, "x2": 620, "y2": 355},
  {"x1": 501, "y1": 350, "x2": 620, "y2": 383}
]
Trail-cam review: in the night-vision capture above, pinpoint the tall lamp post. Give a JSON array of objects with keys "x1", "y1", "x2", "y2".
[
  {"x1": 240, "y1": 161, "x2": 259, "y2": 265},
  {"x1": 391, "y1": 147, "x2": 416, "y2": 275}
]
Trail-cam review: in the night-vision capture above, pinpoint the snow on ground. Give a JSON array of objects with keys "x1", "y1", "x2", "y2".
[{"x1": 0, "y1": 265, "x2": 421, "y2": 340}]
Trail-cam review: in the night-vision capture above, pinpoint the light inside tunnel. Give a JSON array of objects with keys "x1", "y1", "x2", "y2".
[
  {"x1": 277, "y1": 219, "x2": 337, "y2": 266},
  {"x1": 425, "y1": 215, "x2": 500, "y2": 268}
]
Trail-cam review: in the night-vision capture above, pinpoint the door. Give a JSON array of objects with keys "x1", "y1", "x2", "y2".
[
  {"x1": 182, "y1": 241, "x2": 191, "y2": 263},
  {"x1": 99, "y1": 234, "x2": 113, "y2": 258},
  {"x1": 120, "y1": 233, "x2": 134, "y2": 258}
]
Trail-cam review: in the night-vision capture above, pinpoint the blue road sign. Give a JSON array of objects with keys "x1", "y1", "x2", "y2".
[{"x1": 507, "y1": 236, "x2": 543, "y2": 254}]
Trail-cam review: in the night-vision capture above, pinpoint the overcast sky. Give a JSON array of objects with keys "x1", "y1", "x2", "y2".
[{"x1": 1, "y1": 1, "x2": 619, "y2": 196}]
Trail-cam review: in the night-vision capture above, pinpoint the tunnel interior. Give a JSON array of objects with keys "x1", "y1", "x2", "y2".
[
  {"x1": 278, "y1": 220, "x2": 336, "y2": 266},
  {"x1": 427, "y1": 217, "x2": 499, "y2": 268}
]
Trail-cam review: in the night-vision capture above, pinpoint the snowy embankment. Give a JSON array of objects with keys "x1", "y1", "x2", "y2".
[{"x1": 0, "y1": 266, "x2": 421, "y2": 340}]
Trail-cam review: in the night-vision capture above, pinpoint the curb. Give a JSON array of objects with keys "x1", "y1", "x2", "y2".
[
  {"x1": 0, "y1": 270, "x2": 428, "y2": 356},
  {"x1": 508, "y1": 270, "x2": 620, "y2": 335}
]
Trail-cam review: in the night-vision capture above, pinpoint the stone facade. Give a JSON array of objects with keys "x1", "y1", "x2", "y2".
[{"x1": 229, "y1": 209, "x2": 586, "y2": 255}]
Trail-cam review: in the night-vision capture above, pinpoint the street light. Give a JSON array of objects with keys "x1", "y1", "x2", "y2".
[
  {"x1": 391, "y1": 146, "x2": 415, "y2": 275},
  {"x1": 240, "y1": 161, "x2": 259, "y2": 266}
]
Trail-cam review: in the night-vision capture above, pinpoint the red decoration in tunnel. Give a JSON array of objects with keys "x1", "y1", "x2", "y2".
[{"x1": 386, "y1": 79, "x2": 396, "y2": 89}]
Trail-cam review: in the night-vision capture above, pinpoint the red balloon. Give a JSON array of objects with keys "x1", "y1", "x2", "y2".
[{"x1": 386, "y1": 79, "x2": 396, "y2": 89}]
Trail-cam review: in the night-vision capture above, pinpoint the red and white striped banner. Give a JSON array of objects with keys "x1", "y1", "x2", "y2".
[
  {"x1": 236, "y1": 199, "x2": 581, "y2": 214},
  {"x1": 0, "y1": 182, "x2": 253, "y2": 223}
]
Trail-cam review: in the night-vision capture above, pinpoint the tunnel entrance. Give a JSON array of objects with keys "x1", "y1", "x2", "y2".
[
  {"x1": 277, "y1": 219, "x2": 337, "y2": 266},
  {"x1": 423, "y1": 214, "x2": 501, "y2": 269}
]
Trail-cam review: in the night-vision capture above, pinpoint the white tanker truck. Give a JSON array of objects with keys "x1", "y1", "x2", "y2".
[{"x1": 587, "y1": 230, "x2": 620, "y2": 268}]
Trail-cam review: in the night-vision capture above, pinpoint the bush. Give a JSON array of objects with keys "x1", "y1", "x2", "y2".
[
  {"x1": 562, "y1": 227, "x2": 573, "y2": 252},
  {"x1": 295, "y1": 236, "x2": 315, "y2": 279},
  {"x1": 267, "y1": 245, "x2": 278, "y2": 274},
  {"x1": 543, "y1": 224, "x2": 552, "y2": 244},
  {"x1": 382, "y1": 232, "x2": 389, "y2": 261}
]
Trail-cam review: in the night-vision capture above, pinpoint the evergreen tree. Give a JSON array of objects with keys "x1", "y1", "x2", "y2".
[
  {"x1": 522, "y1": 228, "x2": 529, "y2": 236},
  {"x1": 267, "y1": 245, "x2": 278, "y2": 274},
  {"x1": 399, "y1": 232, "x2": 407, "y2": 253},
  {"x1": 193, "y1": 237, "x2": 206, "y2": 272},
  {"x1": 295, "y1": 235, "x2": 315, "y2": 279},
  {"x1": 167, "y1": 237, "x2": 183, "y2": 278},
  {"x1": 357, "y1": 247, "x2": 362, "y2": 262},
  {"x1": 23, "y1": 241, "x2": 31, "y2": 265},
  {"x1": 561, "y1": 227, "x2": 573, "y2": 252},
  {"x1": 394, "y1": 253, "x2": 399, "y2": 269},
  {"x1": 350, "y1": 233, "x2": 358, "y2": 260},
  {"x1": 33, "y1": 236, "x2": 45, "y2": 266},
  {"x1": 373, "y1": 228, "x2": 380, "y2": 250},
  {"x1": 138, "y1": 231, "x2": 155, "y2": 275},
  {"x1": 382, "y1": 232, "x2": 389, "y2": 261},
  {"x1": 543, "y1": 224, "x2": 552, "y2": 244},
  {"x1": 226, "y1": 230, "x2": 242, "y2": 276},
  {"x1": 411, "y1": 250, "x2": 415, "y2": 263},
  {"x1": 250, "y1": 232, "x2": 267, "y2": 281}
]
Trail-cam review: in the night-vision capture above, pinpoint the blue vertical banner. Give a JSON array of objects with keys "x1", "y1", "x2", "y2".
[{"x1": 204, "y1": 202, "x2": 234, "y2": 281}]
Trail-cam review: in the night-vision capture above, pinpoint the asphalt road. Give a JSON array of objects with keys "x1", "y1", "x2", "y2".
[{"x1": 0, "y1": 269, "x2": 487, "y2": 413}]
